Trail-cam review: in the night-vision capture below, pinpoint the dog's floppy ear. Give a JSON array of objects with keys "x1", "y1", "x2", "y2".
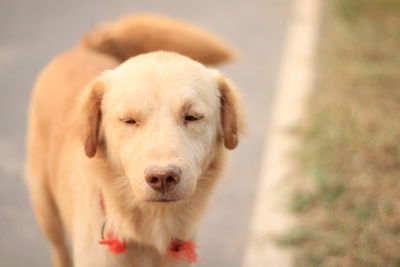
[
  {"x1": 218, "y1": 76, "x2": 244, "y2": 150},
  {"x1": 81, "y1": 80, "x2": 105, "y2": 158}
]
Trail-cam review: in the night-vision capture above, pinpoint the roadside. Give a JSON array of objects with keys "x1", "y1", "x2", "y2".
[{"x1": 242, "y1": 0, "x2": 321, "y2": 266}]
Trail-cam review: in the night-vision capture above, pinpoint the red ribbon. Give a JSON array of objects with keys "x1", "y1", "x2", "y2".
[
  {"x1": 168, "y1": 240, "x2": 198, "y2": 263},
  {"x1": 99, "y1": 233, "x2": 127, "y2": 254}
]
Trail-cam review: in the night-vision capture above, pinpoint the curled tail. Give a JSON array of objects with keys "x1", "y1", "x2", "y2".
[{"x1": 81, "y1": 14, "x2": 235, "y2": 65}]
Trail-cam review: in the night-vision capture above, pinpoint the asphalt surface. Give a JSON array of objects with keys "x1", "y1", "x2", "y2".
[{"x1": 0, "y1": 0, "x2": 291, "y2": 266}]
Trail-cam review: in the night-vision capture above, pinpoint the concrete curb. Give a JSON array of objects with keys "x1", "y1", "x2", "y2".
[{"x1": 242, "y1": 0, "x2": 321, "y2": 266}]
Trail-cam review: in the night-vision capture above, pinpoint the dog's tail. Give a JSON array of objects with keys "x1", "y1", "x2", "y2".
[{"x1": 81, "y1": 14, "x2": 235, "y2": 65}]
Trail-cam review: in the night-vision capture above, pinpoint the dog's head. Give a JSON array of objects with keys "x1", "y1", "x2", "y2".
[{"x1": 81, "y1": 52, "x2": 243, "y2": 202}]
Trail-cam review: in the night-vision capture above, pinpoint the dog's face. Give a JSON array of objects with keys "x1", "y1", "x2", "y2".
[{"x1": 82, "y1": 52, "x2": 242, "y2": 202}]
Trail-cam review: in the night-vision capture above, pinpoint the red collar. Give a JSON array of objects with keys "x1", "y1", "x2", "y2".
[{"x1": 98, "y1": 192, "x2": 197, "y2": 263}]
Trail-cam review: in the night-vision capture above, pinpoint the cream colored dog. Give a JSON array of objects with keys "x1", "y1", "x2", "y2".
[{"x1": 26, "y1": 14, "x2": 244, "y2": 267}]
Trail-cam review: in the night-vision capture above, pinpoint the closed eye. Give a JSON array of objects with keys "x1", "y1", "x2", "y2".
[
  {"x1": 122, "y1": 118, "x2": 136, "y2": 124},
  {"x1": 184, "y1": 113, "x2": 204, "y2": 122},
  {"x1": 185, "y1": 115, "x2": 199, "y2": 121}
]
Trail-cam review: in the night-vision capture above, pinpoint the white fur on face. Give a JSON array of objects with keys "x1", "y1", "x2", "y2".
[{"x1": 100, "y1": 52, "x2": 222, "y2": 202}]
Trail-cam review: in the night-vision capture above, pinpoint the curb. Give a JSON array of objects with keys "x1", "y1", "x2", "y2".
[{"x1": 242, "y1": 0, "x2": 321, "y2": 266}]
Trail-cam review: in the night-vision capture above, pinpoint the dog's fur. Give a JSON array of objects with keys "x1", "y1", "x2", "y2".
[{"x1": 26, "y1": 14, "x2": 244, "y2": 267}]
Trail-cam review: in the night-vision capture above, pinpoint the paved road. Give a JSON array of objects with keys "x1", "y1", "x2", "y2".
[{"x1": 0, "y1": 0, "x2": 291, "y2": 266}]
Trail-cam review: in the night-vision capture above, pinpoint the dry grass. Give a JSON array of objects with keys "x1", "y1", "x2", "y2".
[{"x1": 278, "y1": 0, "x2": 400, "y2": 266}]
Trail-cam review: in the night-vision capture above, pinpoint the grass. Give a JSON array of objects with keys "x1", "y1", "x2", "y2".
[{"x1": 279, "y1": 0, "x2": 400, "y2": 266}]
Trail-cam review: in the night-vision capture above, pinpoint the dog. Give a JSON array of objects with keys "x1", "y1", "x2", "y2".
[{"x1": 26, "y1": 14, "x2": 244, "y2": 267}]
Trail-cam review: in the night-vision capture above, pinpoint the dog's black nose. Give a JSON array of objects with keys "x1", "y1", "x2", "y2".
[{"x1": 145, "y1": 165, "x2": 181, "y2": 192}]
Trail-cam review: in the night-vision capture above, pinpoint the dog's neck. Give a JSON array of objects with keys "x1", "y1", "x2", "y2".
[
  {"x1": 99, "y1": 178, "x2": 215, "y2": 254},
  {"x1": 98, "y1": 191, "x2": 198, "y2": 263}
]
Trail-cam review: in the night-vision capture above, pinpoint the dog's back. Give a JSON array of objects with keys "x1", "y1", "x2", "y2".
[{"x1": 82, "y1": 14, "x2": 234, "y2": 65}]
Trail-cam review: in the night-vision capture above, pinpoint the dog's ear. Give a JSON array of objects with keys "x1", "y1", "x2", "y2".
[
  {"x1": 81, "y1": 80, "x2": 105, "y2": 158},
  {"x1": 218, "y1": 76, "x2": 244, "y2": 150}
]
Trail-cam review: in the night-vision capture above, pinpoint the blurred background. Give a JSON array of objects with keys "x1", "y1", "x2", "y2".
[
  {"x1": 0, "y1": 0, "x2": 292, "y2": 266},
  {"x1": 278, "y1": 0, "x2": 400, "y2": 266}
]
